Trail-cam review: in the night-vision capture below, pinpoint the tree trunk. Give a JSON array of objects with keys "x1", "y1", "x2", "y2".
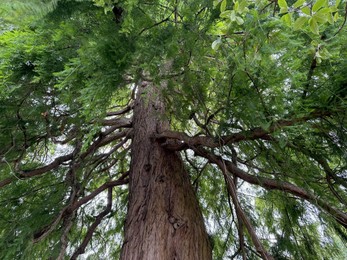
[{"x1": 120, "y1": 81, "x2": 212, "y2": 259}]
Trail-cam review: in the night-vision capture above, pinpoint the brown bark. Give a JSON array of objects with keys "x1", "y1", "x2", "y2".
[{"x1": 120, "y1": 82, "x2": 211, "y2": 259}]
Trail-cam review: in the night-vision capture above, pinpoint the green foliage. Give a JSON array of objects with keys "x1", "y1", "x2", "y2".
[{"x1": 0, "y1": 0, "x2": 346, "y2": 258}]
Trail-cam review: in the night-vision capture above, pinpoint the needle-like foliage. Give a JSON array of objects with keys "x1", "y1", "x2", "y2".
[{"x1": 0, "y1": 0, "x2": 346, "y2": 259}]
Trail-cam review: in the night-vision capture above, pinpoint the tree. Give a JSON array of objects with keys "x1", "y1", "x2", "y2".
[{"x1": 0, "y1": 0, "x2": 346, "y2": 259}]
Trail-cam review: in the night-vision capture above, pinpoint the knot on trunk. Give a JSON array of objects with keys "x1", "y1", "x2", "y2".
[{"x1": 168, "y1": 215, "x2": 186, "y2": 230}]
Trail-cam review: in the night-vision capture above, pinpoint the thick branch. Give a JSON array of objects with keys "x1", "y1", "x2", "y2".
[
  {"x1": 106, "y1": 103, "x2": 133, "y2": 117},
  {"x1": 158, "y1": 110, "x2": 332, "y2": 149},
  {"x1": 101, "y1": 117, "x2": 132, "y2": 127},
  {"x1": 194, "y1": 147, "x2": 347, "y2": 229}
]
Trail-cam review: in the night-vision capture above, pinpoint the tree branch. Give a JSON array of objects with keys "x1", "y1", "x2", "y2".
[
  {"x1": 158, "y1": 110, "x2": 332, "y2": 149},
  {"x1": 0, "y1": 123, "x2": 131, "y2": 190},
  {"x1": 32, "y1": 172, "x2": 128, "y2": 243},
  {"x1": 194, "y1": 147, "x2": 347, "y2": 229},
  {"x1": 101, "y1": 117, "x2": 132, "y2": 127},
  {"x1": 69, "y1": 171, "x2": 129, "y2": 213},
  {"x1": 71, "y1": 187, "x2": 113, "y2": 259},
  {"x1": 0, "y1": 153, "x2": 74, "y2": 189},
  {"x1": 207, "y1": 150, "x2": 274, "y2": 259},
  {"x1": 139, "y1": 13, "x2": 172, "y2": 35},
  {"x1": 334, "y1": 1, "x2": 347, "y2": 36},
  {"x1": 106, "y1": 103, "x2": 134, "y2": 117}
]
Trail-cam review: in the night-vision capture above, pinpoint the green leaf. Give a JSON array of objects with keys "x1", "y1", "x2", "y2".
[
  {"x1": 333, "y1": 12, "x2": 339, "y2": 22},
  {"x1": 313, "y1": 11, "x2": 328, "y2": 24},
  {"x1": 301, "y1": 6, "x2": 311, "y2": 15},
  {"x1": 220, "y1": 0, "x2": 227, "y2": 12},
  {"x1": 293, "y1": 16, "x2": 309, "y2": 30},
  {"x1": 230, "y1": 10, "x2": 237, "y2": 21},
  {"x1": 309, "y1": 17, "x2": 319, "y2": 34},
  {"x1": 280, "y1": 7, "x2": 288, "y2": 14},
  {"x1": 212, "y1": 37, "x2": 222, "y2": 50},
  {"x1": 327, "y1": 13, "x2": 333, "y2": 24},
  {"x1": 319, "y1": 47, "x2": 331, "y2": 59},
  {"x1": 213, "y1": 0, "x2": 222, "y2": 7},
  {"x1": 293, "y1": 0, "x2": 306, "y2": 8},
  {"x1": 220, "y1": 10, "x2": 232, "y2": 18},
  {"x1": 238, "y1": 0, "x2": 249, "y2": 13},
  {"x1": 317, "y1": 7, "x2": 331, "y2": 14},
  {"x1": 236, "y1": 16, "x2": 244, "y2": 25},
  {"x1": 234, "y1": 1, "x2": 239, "y2": 12},
  {"x1": 278, "y1": 0, "x2": 288, "y2": 9},
  {"x1": 312, "y1": 0, "x2": 327, "y2": 12},
  {"x1": 281, "y1": 13, "x2": 292, "y2": 26}
]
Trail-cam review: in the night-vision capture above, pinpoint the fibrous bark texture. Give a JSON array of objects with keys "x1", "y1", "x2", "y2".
[{"x1": 120, "y1": 82, "x2": 211, "y2": 260}]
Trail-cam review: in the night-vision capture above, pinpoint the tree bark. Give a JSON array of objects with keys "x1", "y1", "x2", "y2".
[{"x1": 120, "y1": 81, "x2": 212, "y2": 259}]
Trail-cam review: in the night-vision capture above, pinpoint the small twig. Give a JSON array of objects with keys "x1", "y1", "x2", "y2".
[{"x1": 139, "y1": 14, "x2": 172, "y2": 35}]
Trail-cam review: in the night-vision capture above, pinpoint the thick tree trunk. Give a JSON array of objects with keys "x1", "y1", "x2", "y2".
[{"x1": 120, "y1": 82, "x2": 212, "y2": 259}]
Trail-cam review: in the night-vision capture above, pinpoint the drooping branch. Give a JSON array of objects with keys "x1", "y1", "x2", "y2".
[
  {"x1": 334, "y1": 1, "x2": 347, "y2": 36},
  {"x1": 194, "y1": 147, "x2": 347, "y2": 229},
  {"x1": 284, "y1": 142, "x2": 347, "y2": 206},
  {"x1": 203, "y1": 149, "x2": 274, "y2": 260},
  {"x1": 138, "y1": 12, "x2": 172, "y2": 35},
  {"x1": 33, "y1": 185, "x2": 78, "y2": 243},
  {"x1": 71, "y1": 187, "x2": 113, "y2": 260}
]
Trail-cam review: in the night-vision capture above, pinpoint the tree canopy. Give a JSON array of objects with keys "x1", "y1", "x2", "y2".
[{"x1": 0, "y1": 0, "x2": 346, "y2": 259}]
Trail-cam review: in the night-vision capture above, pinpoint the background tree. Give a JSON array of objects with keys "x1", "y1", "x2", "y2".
[{"x1": 0, "y1": 0, "x2": 346, "y2": 259}]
